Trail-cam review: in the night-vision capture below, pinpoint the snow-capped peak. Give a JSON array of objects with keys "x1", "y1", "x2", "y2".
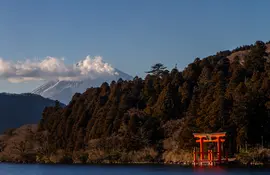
[{"x1": 32, "y1": 69, "x2": 132, "y2": 104}]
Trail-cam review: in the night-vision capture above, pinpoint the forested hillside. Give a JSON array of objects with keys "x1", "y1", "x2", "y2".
[
  {"x1": 0, "y1": 93, "x2": 64, "y2": 133},
  {"x1": 1, "y1": 41, "x2": 270, "y2": 164}
]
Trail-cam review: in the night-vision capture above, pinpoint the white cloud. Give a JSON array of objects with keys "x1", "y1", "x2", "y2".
[
  {"x1": 0, "y1": 58, "x2": 15, "y2": 76},
  {"x1": 0, "y1": 56, "x2": 118, "y2": 83},
  {"x1": 7, "y1": 77, "x2": 44, "y2": 83},
  {"x1": 39, "y1": 57, "x2": 69, "y2": 73}
]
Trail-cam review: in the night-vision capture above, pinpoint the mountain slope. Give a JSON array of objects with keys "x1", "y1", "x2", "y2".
[
  {"x1": 32, "y1": 69, "x2": 133, "y2": 104},
  {"x1": 0, "y1": 93, "x2": 64, "y2": 133},
  {"x1": 38, "y1": 41, "x2": 270, "y2": 155},
  {"x1": 1, "y1": 41, "x2": 270, "y2": 164}
]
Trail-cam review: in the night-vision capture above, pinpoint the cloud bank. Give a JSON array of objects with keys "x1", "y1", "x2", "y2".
[{"x1": 0, "y1": 56, "x2": 118, "y2": 83}]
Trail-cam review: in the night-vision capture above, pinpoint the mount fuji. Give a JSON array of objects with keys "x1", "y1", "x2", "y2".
[{"x1": 32, "y1": 68, "x2": 133, "y2": 104}]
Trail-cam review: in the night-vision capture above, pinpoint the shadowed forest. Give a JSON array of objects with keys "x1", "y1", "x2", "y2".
[{"x1": 1, "y1": 41, "x2": 270, "y2": 164}]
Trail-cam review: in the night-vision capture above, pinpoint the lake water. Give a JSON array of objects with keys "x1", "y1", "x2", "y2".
[{"x1": 0, "y1": 164, "x2": 269, "y2": 175}]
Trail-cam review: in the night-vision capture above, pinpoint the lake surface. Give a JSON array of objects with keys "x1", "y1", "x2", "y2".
[{"x1": 0, "y1": 164, "x2": 269, "y2": 175}]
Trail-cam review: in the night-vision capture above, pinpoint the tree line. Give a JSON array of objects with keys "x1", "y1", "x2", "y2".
[{"x1": 33, "y1": 40, "x2": 270, "y2": 162}]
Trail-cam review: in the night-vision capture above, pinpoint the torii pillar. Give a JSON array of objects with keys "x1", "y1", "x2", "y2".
[{"x1": 197, "y1": 136, "x2": 205, "y2": 161}]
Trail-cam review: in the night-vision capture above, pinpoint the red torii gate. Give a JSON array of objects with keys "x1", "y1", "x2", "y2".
[{"x1": 193, "y1": 132, "x2": 227, "y2": 166}]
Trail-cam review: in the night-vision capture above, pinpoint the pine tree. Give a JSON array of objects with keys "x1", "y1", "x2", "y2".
[
  {"x1": 145, "y1": 63, "x2": 167, "y2": 76},
  {"x1": 245, "y1": 41, "x2": 267, "y2": 73},
  {"x1": 54, "y1": 100, "x2": 61, "y2": 109}
]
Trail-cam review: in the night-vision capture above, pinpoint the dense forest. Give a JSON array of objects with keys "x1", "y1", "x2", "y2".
[{"x1": 1, "y1": 41, "x2": 270, "y2": 164}]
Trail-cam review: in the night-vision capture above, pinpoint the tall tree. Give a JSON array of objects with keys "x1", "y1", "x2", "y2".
[
  {"x1": 245, "y1": 41, "x2": 267, "y2": 73},
  {"x1": 146, "y1": 63, "x2": 167, "y2": 76}
]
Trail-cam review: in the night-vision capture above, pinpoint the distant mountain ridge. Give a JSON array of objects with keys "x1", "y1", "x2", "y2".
[
  {"x1": 32, "y1": 68, "x2": 133, "y2": 104},
  {"x1": 0, "y1": 93, "x2": 64, "y2": 133}
]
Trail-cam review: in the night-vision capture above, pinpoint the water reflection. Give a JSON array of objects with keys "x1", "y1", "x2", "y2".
[{"x1": 0, "y1": 164, "x2": 269, "y2": 175}]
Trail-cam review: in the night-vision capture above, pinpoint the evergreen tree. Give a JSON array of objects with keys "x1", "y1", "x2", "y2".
[
  {"x1": 145, "y1": 63, "x2": 167, "y2": 76},
  {"x1": 54, "y1": 100, "x2": 61, "y2": 109},
  {"x1": 245, "y1": 41, "x2": 267, "y2": 73},
  {"x1": 32, "y1": 41, "x2": 270, "y2": 161}
]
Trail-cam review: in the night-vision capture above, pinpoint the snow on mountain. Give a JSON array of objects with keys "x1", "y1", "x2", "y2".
[{"x1": 32, "y1": 69, "x2": 133, "y2": 104}]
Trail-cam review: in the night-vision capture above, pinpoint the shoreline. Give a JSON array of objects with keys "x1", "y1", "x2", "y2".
[{"x1": 0, "y1": 160, "x2": 269, "y2": 168}]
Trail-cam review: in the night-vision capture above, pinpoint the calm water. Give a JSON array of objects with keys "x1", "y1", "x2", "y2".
[{"x1": 0, "y1": 164, "x2": 269, "y2": 175}]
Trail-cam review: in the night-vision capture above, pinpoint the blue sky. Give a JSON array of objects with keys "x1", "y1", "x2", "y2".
[{"x1": 1, "y1": 0, "x2": 270, "y2": 93}]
